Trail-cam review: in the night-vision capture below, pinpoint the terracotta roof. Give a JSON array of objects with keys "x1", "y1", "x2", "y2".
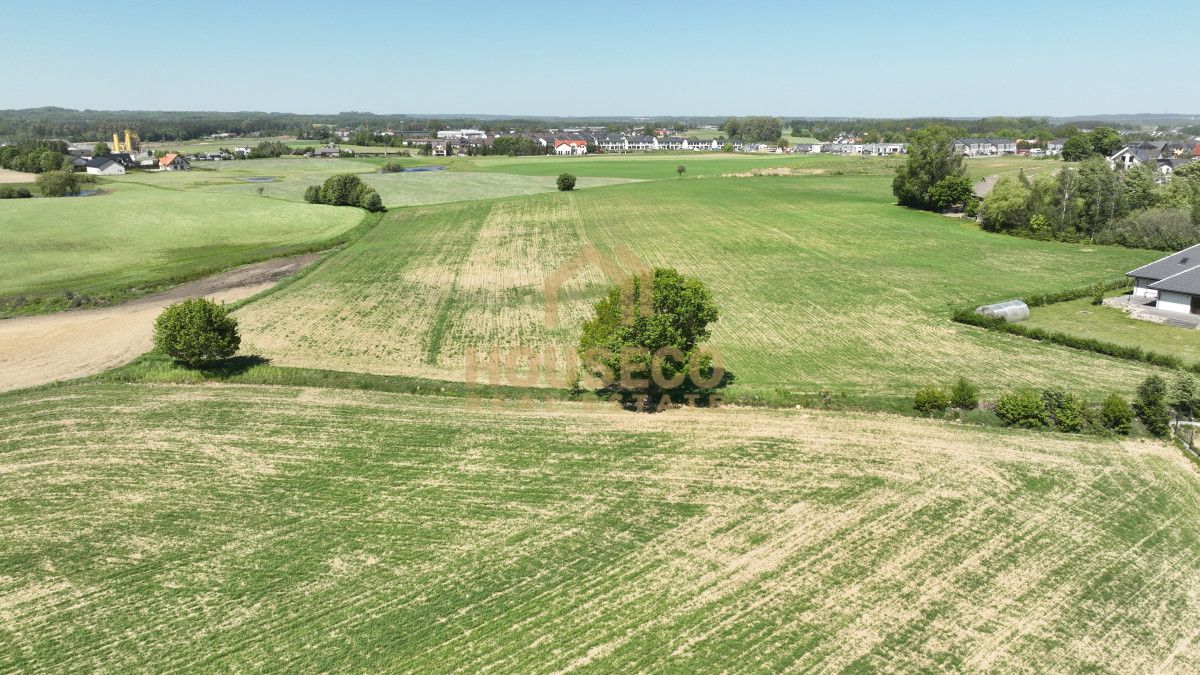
[
  {"x1": 159, "y1": 153, "x2": 178, "y2": 166},
  {"x1": 1193, "y1": 143, "x2": 1200, "y2": 157},
  {"x1": 554, "y1": 139, "x2": 586, "y2": 147}
]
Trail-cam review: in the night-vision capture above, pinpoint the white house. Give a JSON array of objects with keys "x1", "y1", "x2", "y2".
[
  {"x1": 1127, "y1": 243, "x2": 1200, "y2": 314},
  {"x1": 554, "y1": 139, "x2": 587, "y2": 155},
  {"x1": 954, "y1": 138, "x2": 1017, "y2": 156},
  {"x1": 85, "y1": 156, "x2": 125, "y2": 175},
  {"x1": 1108, "y1": 141, "x2": 1194, "y2": 180}
]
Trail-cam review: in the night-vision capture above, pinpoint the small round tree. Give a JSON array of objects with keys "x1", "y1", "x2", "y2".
[
  {"x1": 153, "y1": 299, "x2": 240, "y2": 368},
  {"x1": 556, "y1": 173, "x2": 577, "y2": 191},
  {"x1": 676, "y1": 164, "x2": 686, "y2": 178}
]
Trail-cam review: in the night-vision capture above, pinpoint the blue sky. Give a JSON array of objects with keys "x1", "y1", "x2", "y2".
[{"x1": 8, "y1": 0, "x2": 1200, "y2": 117}]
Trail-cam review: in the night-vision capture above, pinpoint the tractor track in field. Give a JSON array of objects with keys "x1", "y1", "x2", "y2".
[{"x1": 0, "y1": 253, "x2": 320, "y2": 393}]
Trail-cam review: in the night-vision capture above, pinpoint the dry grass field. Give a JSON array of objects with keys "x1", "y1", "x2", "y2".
[
  {"x1": 237, "y1": 173, "x2": 1162, "y2": 401},
  {"x1": 2, "y1": 381, "x2": 1199, "y2": 671}
]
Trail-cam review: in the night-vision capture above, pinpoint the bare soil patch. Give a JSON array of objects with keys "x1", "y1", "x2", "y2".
[
  {"x1": 0, "y1": 253, "x2": 319, "y2": 392},
  {"x1": 722, "y1": 167, "x2": 827, "y2": 177},
  {"x1": 0, "y1": 168, "x2": 36, "y2": 184}
]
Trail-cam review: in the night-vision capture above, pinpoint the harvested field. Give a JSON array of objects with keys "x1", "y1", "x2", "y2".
[
  {"x1": 1, "y1": 381, "x2": 1198, "y2": 670},
  {"x1": 0, "y1": 168, "x2": 36, "y2": 184}
]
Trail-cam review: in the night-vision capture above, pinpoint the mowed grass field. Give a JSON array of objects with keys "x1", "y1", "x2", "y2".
[
  {"x1": 118, "y1": 156, "x2": 636, "y2": 207},
  {"x1": 0, "y1": 182, "x2": 362, "y2": 305},
  {"x1": 2, "y1": 381, "x2": 1199, "y2": 671},
  {"x1": 237, "y1": 173, "x2": 1161, "y2": 399},
  {"x1": 1026, "y1": 297, "x2": 1200, "y2": 366},
  {"x1": 0, "y1": 158, "x2": 635, "y2": 313}
]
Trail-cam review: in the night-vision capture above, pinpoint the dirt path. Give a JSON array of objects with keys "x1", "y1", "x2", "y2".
[
  {"x1": 0, "y1": 253, "x2": 319, "y2": 393},
  {"x1": 973, "y1": 174, "x2": 999, "y2": 198}
]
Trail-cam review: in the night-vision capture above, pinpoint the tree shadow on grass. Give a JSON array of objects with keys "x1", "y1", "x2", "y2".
[{"x1": 191, "y1": 355, "x2": 271, "y2": 379}]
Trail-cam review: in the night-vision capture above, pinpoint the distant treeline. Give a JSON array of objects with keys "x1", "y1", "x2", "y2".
[
  {"x1": 789, "y1": 117, "x2": 1137, "y2": 143},
  {"x1": 0, "y1": 108, "x2": 729, "y2": 143}
]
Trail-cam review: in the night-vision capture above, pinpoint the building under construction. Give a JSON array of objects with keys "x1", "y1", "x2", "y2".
[{"x1": 110, "y1": 129, "x2": 140, "y2": 153}]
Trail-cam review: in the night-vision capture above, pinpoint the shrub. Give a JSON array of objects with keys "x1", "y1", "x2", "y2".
[
  {"x1": 152, "y1": 298, "x2": 240, "y2": 368},
  {"x1": 913, "y1": 385, "x2": 950, "y2": 415},
  {"x1": 1054, "y1": 392, "x2": 1086, "y2": 433},
  {"x1": 1173, "y1": 374, "x2": 1199, "y2": 419},
  {"x1": 995, "y1": 389, "x2": 1048, "y2": 428},
  {"x1": 949, "y1": 377, "x2": 979, "y2": 410},
  {"x1": 1135, "y1": 375, "x2": 1172, "y2": 437},
  {"x1": 303, "y1": 185, "x2": 321, "y2": 203},
  {"x1": 0, "y1": 185, "x2": 32, "y2": 199},
  {"x1": 964, "y1": 198, "x2": 979, "y2": 218},
  {"x1": 381, "y1": 161, "x2": 404, "y2": 173},
  {"x1": 1100, "y1": 393, "x2": 1133, "y2": 434},
  {"x1": 35, "y1": 170, "x2": 79, "y2": 197},
  {"x1": 359, "y1": 188, "x2": 384, "y2": 212},
  {"x1": 556, "y1": 173, "x2": 576, "y2": 191}
]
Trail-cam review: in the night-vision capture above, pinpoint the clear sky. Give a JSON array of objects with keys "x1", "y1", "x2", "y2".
[{"x1": 7, "y1": 0, "x2": 1199, "y2": 118}]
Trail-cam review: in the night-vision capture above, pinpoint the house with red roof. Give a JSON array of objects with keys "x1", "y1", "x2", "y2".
[
  {"x1": 158, "y1": 152, "x2": 190, "y2": 171},
  {"x1": 554, "y1": 139, "x2": 588, "y2": 156}
]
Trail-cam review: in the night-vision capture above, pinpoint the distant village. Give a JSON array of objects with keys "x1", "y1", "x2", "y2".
[{"x1": 25, "y1": 123, "x2": 1200, "y2": 185}]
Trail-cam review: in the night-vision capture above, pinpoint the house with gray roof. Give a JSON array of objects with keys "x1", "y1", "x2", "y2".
[
  {"x1": 1109, "y1": 141, "x2": 1194, "y2": 180},
  {"x1": 1127, "y1": 243, "x2": 1200, "y2": 314}
]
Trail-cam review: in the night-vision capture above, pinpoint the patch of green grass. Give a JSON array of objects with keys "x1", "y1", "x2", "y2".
[
  {"x1": 0, "y1": 182, "x2": 364, "y2": 315},
  {"x1": 1, "y1": 380, "x2": 1198, "y2": 670},
  {"x1": 1025, "y1": 296, "x2": 1200, "y2": 367}
]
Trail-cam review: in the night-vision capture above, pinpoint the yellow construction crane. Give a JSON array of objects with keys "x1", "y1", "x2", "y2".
[{"x1": 110, "y1": 129, "x2": 140, "y2": 153}]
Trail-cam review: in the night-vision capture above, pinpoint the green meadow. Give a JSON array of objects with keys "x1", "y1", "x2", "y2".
[
  {"x1": 2, "y1": 381, "x2": 1198, "y2": 671},
  {"x1": 0, "y1": 182, "x2": 361, "y2": 312},
  {"x1": 236, "y1": 170, "x2": 1160, "y2": 401}
]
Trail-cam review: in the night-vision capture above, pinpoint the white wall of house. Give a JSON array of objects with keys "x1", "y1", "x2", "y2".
[
  {"x1": 1132, "y1": 277, "x2": 1158, "y2": 298},
  {"x1": 87, "y1": 163, "x2": 125, "y2": 176},
  {"x1": 1156, "y1": 290, "x2": 1193, "y2": 314}
]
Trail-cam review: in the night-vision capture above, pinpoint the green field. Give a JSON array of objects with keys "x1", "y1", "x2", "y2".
[
  {"x1": 2, "y1": 381, "x2": 1198, "y2": 671},
  {"x1": 1026, "y1": 296, "x2": 1200, "y2": 365},
  {"x1": 0, "y1": 182, "x2": 362, "y2": 307},
  {"x1": 470, "y1": 152, "x2": 904, "y2": 180},
  {"x1": 0, "y1": 157, "x2": 637, "y2": 314},
  {"x1": 236, "y1": 170, "x2": 1161, "y2": 400},
  {"x1": 119, "y1": 157, "x2": 636, "y2": 207}
]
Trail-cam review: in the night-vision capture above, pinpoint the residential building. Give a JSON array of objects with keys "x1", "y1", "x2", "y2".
[
  {"x1": 953, "y1": 138, "x2": 1017, "y2": 156},
  {"x1": 85, "y1": 156, "x2": 125, "y2": 175},
  {"x1": 554, "y1": 139, "x2": 588, "y2": 155},
  {"x1": 1127, "y1": 244, "x2": 1200, "y2": 315},
  {"x1": 158, "y1": 153, "x2": 190, "y2": 171},
  {"x1": 1108, "y1": 141, "x2": 1194, "y2": 179}
]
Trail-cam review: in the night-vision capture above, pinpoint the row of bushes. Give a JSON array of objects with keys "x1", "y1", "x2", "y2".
[
  {"x1": 1020, "y1": 278, "x2": 1130, "y2": 308},
  {"x1": 303, "y1": 173, "x2": 384, "y2": 212},
  {"x1": 952, "y1": 308, "x2": 1191, "y2": 372},
  {"x1": 914, "y1": 374, "x2": 1189, "y2": 437}
]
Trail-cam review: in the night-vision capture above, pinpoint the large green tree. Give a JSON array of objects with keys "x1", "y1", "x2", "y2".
[
  {"x1": 578, "y1": 268, "x2": 723, "y2": 408},
  {"x1": 1077, "y1": 156, "x2": 1125, "y2": 235},
  {"x1": 1088, "y1": 127, "x2": 1123, "y2": 156},
  {"x1": 1060, "y1": 134, "x2": 1093, "y2": 161},
  {"x1": 979, "y1": 174, "x2": 1033, "y2": 232},
  {"x1": 891, "y1": 125, "x2": 967, "y2": 211}
]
